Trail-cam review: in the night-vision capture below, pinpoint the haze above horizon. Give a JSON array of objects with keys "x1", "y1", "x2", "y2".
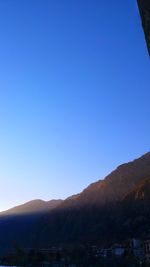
[{"x1": 0, "y1": 0, "x2": 149, "y2": 211}]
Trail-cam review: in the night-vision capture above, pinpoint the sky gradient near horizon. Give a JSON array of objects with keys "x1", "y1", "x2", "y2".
[{"x1": 0, "y1": 0, "x2": 150, "y2": 211}]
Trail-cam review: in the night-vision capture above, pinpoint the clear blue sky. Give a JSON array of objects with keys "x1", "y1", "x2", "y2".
[{"x1": 0, "y1": 0, "x2": 149, "y2": 211}]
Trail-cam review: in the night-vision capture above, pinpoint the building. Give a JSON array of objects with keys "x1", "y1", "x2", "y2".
[
  {"x1": 112, "y1": 244, "x2": 125, "y2": 257},
  {"x1": 137, "y1": 0, "x2": 150, "y2": 55},
  {"x1": 131, "y1": 239, "x2": 144, "y2": 260},
  {"x1": 144, "y1": 239, "x2": 150, "y2": 262},
  {"x1": 100, "y1": 248, "x2": 112, "y2": 258}
]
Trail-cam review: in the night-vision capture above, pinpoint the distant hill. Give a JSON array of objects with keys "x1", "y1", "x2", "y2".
[
  {"x1": 0, "y1": 152, "x2": 150, "y2": 253},
  {"x1": 0, "y1": 199, "x2": 62, "y2": 254},
  {"x1": 0, "y1": 199, "x2": 62, "y2": 216}
]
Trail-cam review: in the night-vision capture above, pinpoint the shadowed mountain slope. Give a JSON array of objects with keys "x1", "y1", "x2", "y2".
[
  {"x1": 0, "y1": 152, "x2": 150, "y2": 252},
  {"x1": 0, "y1": 199, "x2": 62, "y2": 254},
  {"x1": 37, "y1": 152, "x2": 150, "y2": 246},
  {"x1": 112, "y1": 177, "x2": 150, "y2": 239}
]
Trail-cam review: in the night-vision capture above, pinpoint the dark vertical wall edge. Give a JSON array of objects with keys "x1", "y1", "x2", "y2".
[{"x1": 137, "y1": 0, "x2": 150, "y2": 56}]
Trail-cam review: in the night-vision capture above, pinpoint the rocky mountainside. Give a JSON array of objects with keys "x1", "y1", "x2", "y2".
[
  {"x1": 115, "y1": 177, "x2": 150, "y2": 238},
  {"x1": 55, "y1": 152, "x2": 150, "y2": 210},
  {"x1": 0, "y1": 152, "x2": 150, "y2": 253},
  {"x1": 36, "y1": 152, "x2": 150, "y2": 246},
  {"x1": 77, "y1": 152, "x2": 150, "y2": 204}
]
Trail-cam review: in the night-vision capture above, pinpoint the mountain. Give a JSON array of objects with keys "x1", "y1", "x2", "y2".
[
  {"x1": 115, "y1": 177, "x2": 150, "y2": 238},
  {"x1": 37, "y1": 152, "x2": 150, "y2": 246},
  {"x1": 77, "y1": 152, "x2": 150, "y2": 205},
  {"x1": 0, "y1": 199, "x2": 62, "y2": 254},
  {"x1": 0, "y1": 152, "x2": 150, "y2": 253},
  {"x1": 0, "y1": 199, "x2": 62, "y2": 216},
  {"x1": 54, "y1": 152, "x2": 150, "y2": 211}
]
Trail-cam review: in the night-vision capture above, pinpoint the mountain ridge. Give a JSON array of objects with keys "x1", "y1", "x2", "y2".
[
  {"x1": 0, "y1": 151, "x2": 150, "y2": 253},
  {"x1": 0, "y1": 199, "x2": 63, "y2": 216},
  {"x1": 36, "y1": 151, "x2": 150, "y2": 246},
  {"x1": 2, "y1": 151, "x2": 150, "y2": 214}
]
